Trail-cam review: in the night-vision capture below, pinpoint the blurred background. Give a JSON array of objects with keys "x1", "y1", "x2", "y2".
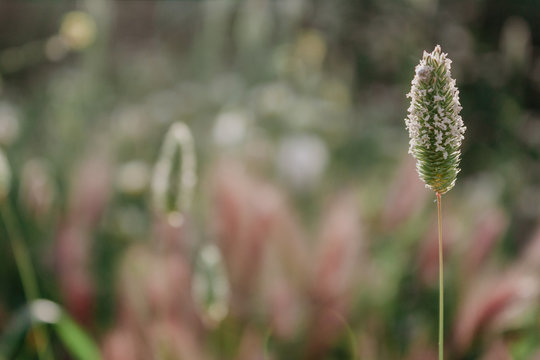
[{"x1": 0, "y1": 0, "x2": 539, "y2": 359}]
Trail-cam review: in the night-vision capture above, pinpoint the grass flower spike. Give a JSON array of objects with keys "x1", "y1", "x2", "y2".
[
  {"x1": 405, "y1": 45, "x2": 466, "y2": 194},
  {"x1": 405, "y1": 45, "x2": 465, "y2": 360},
  {"x1": 152, "y1": 122, "x2": 197, "y2": 215}
]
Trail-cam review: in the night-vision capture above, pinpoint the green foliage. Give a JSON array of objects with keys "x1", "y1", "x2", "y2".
[{"x1": 0, "y1": 301, "x2": 100, "y2": 360}]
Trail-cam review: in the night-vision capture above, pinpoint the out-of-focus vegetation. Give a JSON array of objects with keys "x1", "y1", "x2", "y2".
[{"x1": 0, "y1": 0, "x2": 540, "y2": 359}]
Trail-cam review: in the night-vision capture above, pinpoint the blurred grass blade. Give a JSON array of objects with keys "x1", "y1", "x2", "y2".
[
  {"x1": 0, "y1": 305, "x2": 31, "y2": 359},
  {"x1": 54, "y1": 314, "x2": 101, "y2": 360},
  {"x1": 0, "y1": 300, "x2": 101, "y2": 360}
]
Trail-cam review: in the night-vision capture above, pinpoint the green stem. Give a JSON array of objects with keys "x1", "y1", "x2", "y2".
[
  {"x1": 330, "y1": 309, "x2": 358, "y2": 360},
  {"x1": 0, "y1": 201, "x2": 54, "y2": 360},
  {"x1": 436, "y1": 192, "x2": 444, "y2": 360},
  {"x1": 263, "y1": 328, "x2": 272, "y2": 359}
]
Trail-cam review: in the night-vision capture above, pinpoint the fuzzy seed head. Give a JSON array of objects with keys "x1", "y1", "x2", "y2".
[
  {"x1": 151, "y1": 122, "x2": 197, "y2": 214},
  {"x1": 405, "y1": 45, "x2": 466, "y2": 194}
]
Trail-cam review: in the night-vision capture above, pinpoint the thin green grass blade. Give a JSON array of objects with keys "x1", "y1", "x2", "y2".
[
  {"x1": 0, "y1": 300, "x2": 101, "y2": 360},
  {"x1": 53, "y1": 314, "x2": 101, "y2": 360}
]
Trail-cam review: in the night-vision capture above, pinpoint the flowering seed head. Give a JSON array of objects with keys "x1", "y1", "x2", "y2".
[
  {"x1": 405, "y1": 45, "x2": 466, "y2": 194},
  {"x1": 151, "y1": 122, "x2": 197, "y2": 214}
]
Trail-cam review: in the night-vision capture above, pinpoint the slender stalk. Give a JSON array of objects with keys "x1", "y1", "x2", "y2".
[
  {"x1": 263, "y1": 328, "x2": 272, "y2": 359},
  {"x1": 436, "y1": 192, "x2": 444, "y2": 360},
  {"x1": 0, "y1": 202, "x2": 54, "y2": 360},
  {"x1": 329, "y1": 309, "x2": 358, "y2": 359}
]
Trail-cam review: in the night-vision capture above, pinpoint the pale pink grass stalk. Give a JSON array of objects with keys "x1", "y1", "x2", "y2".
[
  {"x1": 306, "y1": 191, "x2": 363, "y2": 359},
  {"x1": 55, "y1": 156, "x2": 111, "y2": 327},
  {"x1": 381, "y1": 157, "x2": 429, "y2": 230},
  {"x1": 210, "y1": 160, "x2": 309, "y2": 320},
  {"x1": 453, "y1": 273, "x2": 535, "y2": 353}
]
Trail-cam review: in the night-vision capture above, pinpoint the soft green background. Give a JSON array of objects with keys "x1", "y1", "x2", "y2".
[{"x1": 0, "y1": 1, "x2": 539, "y2": 359}]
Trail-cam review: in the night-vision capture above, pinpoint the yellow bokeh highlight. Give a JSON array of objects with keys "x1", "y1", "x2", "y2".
[
  {"x1": 60, "y1": 11, "x2": 97, "y2": 51},
  {"x1": 294, "y1": 30, "x2": 327, "y2": 70}
]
